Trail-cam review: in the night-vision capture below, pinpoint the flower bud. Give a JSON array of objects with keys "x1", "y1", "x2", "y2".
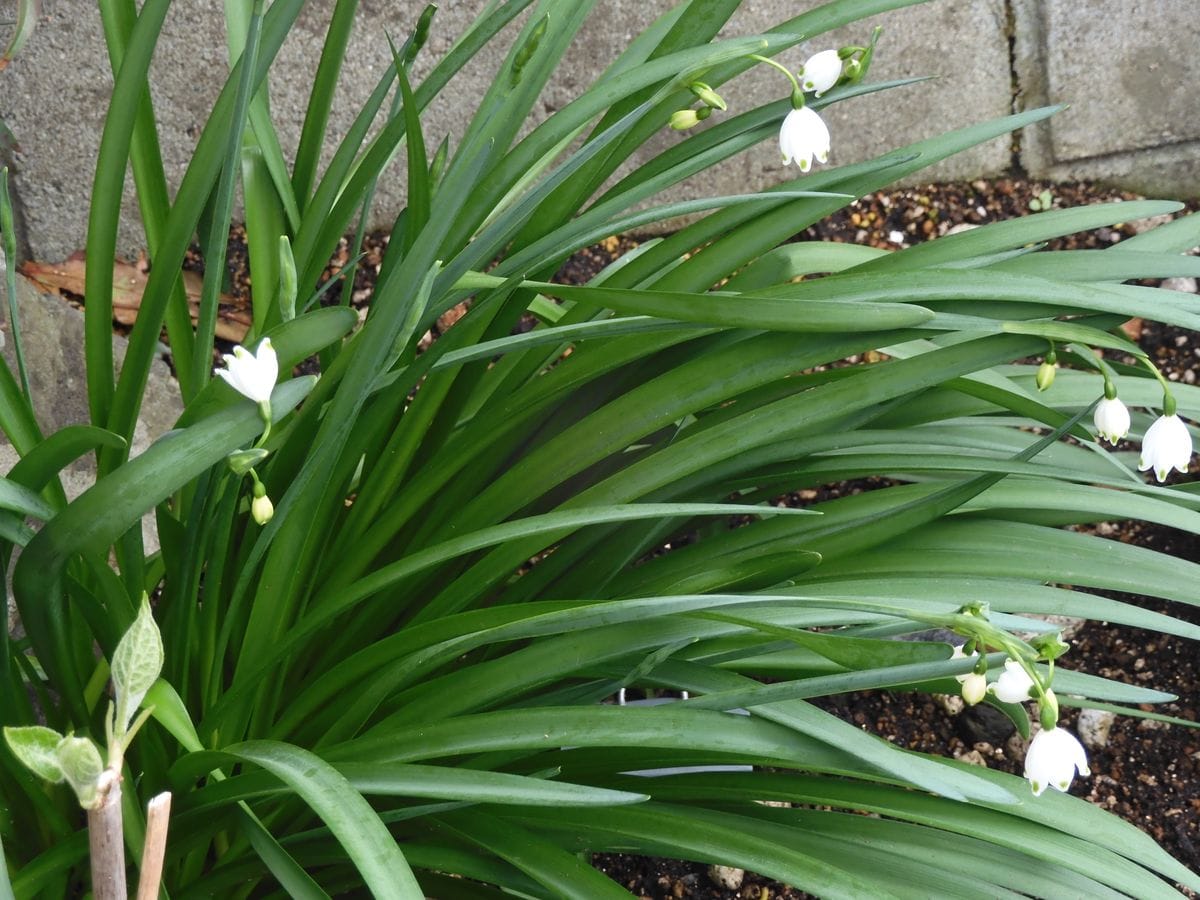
[
  {"x1": 950, "y1": 645, "x2": 986, "y2": 705},
  {"x1": 406, "y1": 3, "x2": 437, "y2": 64},
  {"x1": 1036, "y1": 360, "x2": 1056, "y2": 392},
  {"x1": 960, "y1": 672, "x2": 988, "y2": 706},
  {"x1": 510, "y1": 14, "x2": 548, "y2": 86},
  {"x1": 227, "y1": 448, "x2": 269, "y2": 476},
  {"x1": 689, "y1": 81, "x2": 726, "y2": 111},
  {"x1": 251, "y1": 483, "x2": 274, "y2": 526},
  {"x1": 278, "y1": 235, "x2": 297, "y2": 323},
  {"x1": 670, "y1": 108, "x2": 710, "y2": 130}
]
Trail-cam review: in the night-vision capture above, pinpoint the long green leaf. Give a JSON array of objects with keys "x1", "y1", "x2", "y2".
[{"x1": 222, "y1": 741, "x2": 423, "y2": 899}]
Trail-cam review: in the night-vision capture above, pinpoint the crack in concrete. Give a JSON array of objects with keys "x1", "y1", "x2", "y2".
[{"x1": 1002, "y1": 0, "x2": 1027, "y2": 177}]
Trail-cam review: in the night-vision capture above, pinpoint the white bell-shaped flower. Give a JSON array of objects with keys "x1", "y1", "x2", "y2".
[
  {"x1": 1138, "y1": 413, "x2": 1193, "y2": 482},
  {"x1": 1024, "y1": 726, "x2": 1090, "y2": 796},
  {"x1": 216, "y1": 337, "x2": 278, "y2": 405},
  {"x1": 799, "y1": 49, "x2": 843, "y2": 97},
  {"x1": 1092, "y1": 396, "x2": 1130, "y2": 445},
  {"x1": 779, "y1": 106, "x2": 830, "y2": 173},
  {"x1": 989, "y1": 657, "x2": 1034, "y2": 704}
]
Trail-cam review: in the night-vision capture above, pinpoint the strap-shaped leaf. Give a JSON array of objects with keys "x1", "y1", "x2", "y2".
[{"x1": 221, "y1": 741, "x2": 422, "y2": 899}]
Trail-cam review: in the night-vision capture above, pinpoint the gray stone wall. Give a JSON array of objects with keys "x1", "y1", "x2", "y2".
[{"x1": 0, "y1": 0, "x2": 1197, "y2": 262}]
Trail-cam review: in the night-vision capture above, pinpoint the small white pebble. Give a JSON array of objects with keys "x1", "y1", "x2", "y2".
[
  {"x1": 708, "y1": 865, "x2": 745, "y2": 890},
  {"x1": 1077, "y1": 708, "x2": 1117, "y2": 749}
]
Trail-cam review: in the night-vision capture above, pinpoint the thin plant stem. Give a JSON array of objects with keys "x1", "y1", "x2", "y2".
[{"x1": 87, "y1": 770, "x2": 126, "y2": 900}]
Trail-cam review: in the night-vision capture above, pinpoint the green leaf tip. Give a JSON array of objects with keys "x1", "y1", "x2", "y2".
[{"x1": 111, "y1": 593, "x2": 165, "y2": 735}]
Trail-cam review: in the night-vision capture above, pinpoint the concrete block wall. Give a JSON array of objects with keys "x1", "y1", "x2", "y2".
[{"x1": 0, "y1": 0, "x2": 1197, "y2": 262}]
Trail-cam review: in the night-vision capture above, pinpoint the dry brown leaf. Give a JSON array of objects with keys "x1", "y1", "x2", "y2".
[{"x1": 20, "y1": 252, "x2": 252, "y2": 342}]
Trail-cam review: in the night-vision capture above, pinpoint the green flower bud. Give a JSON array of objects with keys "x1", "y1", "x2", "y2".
[
  {"x1": 669, "y1": 108, "x2": 710, "y2": 130},
  {"x1": 227, "y1": 447, "x2": 269, "y2": 476},
  {"x1": 1036, "y1": 360, "x2": 1056, "y2": 392},
  {"x1": 689, "y1": 81, "x2": 727, "y2": 111},
  {"x1": 278, "y1": 235, "x2": 297, "y2": 323},
  {"x1": 1030, "y1": 631, "x2": 1070, "y2": 661},
  {"x1": 510, "y1": 14, "x2": 548, "y2": 86},
  {"x1": 405, "y1": 3, "x2": 437, "y2": 64}
]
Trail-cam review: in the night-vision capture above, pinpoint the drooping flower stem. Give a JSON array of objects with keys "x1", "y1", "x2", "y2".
[
  {"x1": 255, "y1": 400, "x2": 272, "y2": 448},
  {"x1": 1135, "y1": 355, "x2": 1176, "y2": 407},
  {"x1": 749, "y1": 54, "x2": 804, "y2": 108}
]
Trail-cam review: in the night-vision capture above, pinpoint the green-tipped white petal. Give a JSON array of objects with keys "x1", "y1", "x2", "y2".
[
  {"x1": 1093, "y1": 396, "x2": 1130, "y2": 445},
  {"x1": 1138, "y1": 413, "x2": 1192, "y2": 482},
  {"x1": 988, "y1": 657, "x2": 1034, "y2": 704},
  {"x1": 1024, "y1": 727, "x2": 1090, "y2": 796},
  {"x1": 799, "y1": 49, "x2": 842, "y2": 97},
  {"x1": 779, "y1": 106, "x2": 830, "y2": 172}
]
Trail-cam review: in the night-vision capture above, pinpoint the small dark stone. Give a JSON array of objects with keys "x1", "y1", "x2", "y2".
[{"x1": 956, "y1": 702, "x2": 1017, "y2": 745}]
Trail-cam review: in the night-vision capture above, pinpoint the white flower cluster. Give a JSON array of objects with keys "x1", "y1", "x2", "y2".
[
  {"x1": 778, "y1": 50, "x2": 839, "y2": 173},
  {"x1": 1091, "y1": 396, "x2": 1193, "y2": 483},
  {"x1": 217, "y1": 338, "x2": 280, "y2": 525},
  {"x1": 949, "y1": 647, "x2": 1090, "y2": 797}
]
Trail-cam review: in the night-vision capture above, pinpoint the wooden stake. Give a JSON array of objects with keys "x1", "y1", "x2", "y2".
[{"x1": 136, "y1": 792, "x2": 172, "y2": 900}]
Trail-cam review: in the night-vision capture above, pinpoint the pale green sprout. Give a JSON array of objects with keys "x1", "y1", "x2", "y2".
[{"x1": 4, "y1": 596, "x2": 163, "y2": 808}]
